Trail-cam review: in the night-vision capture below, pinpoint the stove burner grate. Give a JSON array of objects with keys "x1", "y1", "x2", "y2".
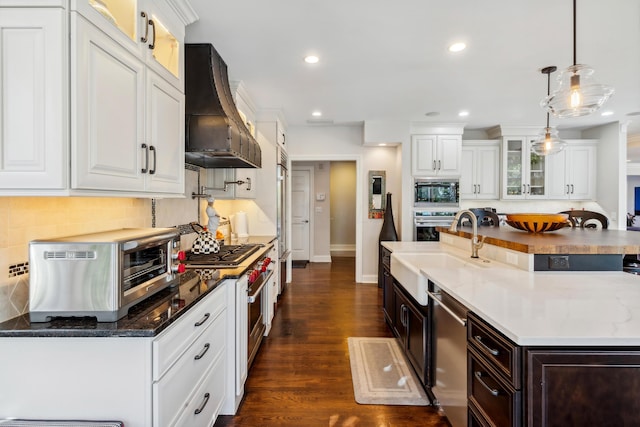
[{"x1": 185, "y1": 244, "x2": 261, "y2": 267}]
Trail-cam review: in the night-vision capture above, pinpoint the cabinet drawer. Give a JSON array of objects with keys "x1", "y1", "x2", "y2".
[
  {"x1": 467, "y1": 312, "x2": 521, "y2": 388},
  {"x1": 172, "y1": 352, "x2": 226, "y2": 427},
  {"x1": 468, "y1": 348, "x2": 521, "y2": 427},
  {"x1": 153, "y1": 284, "x2": 226, "y2": 380},
  {"x1": 153, "y1": 310, "x2": 226, "y2": 426}
]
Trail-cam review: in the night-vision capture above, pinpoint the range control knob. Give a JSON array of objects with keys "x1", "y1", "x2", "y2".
[
  {"x1": 172, "y1": 263, "x2": 186, "y2": 274},
  {"x1": 172, "y1": 250, "x2": 186, "y2": 261}
]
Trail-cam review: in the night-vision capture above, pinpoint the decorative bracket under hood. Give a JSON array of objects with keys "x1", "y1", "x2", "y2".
[{"x1": 185, "y1": 44, "x2": 261, "y2": 168}]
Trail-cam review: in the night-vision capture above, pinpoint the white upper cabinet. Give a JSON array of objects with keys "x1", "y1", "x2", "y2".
[
  {"x1": 460, "y1": 141, "x2": 500, "y2": 200},
  {"x1": 0, "y1": 1, "x2": 195, "y2": 196},
  {"x1": 411, "y1": 135, "x2": 462, "y2": 176},
  {"x1": 546, "y1": 141, "x2": 597, "y2": 200},
  {"x1": 501, "y1": 136, "x2": 548, "y2": 200},
  {"x1": 0, "y1": 7, "x2": 67, "y2": 190},
  {"x1": 73, "y1": 0, "x2": 184, "y2": 90}
]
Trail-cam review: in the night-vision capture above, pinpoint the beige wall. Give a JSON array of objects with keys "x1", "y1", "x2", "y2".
[{"x1": 330, "y1": 161, "x2": 356, "y2": 254}]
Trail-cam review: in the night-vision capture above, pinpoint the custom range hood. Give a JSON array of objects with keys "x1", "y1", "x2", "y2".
[{"x1": 185, "y1": 43, "x2": 261, "y2": 168}]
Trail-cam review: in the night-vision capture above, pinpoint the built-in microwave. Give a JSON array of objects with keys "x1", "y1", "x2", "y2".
[{"x1": 414, "y1": 178, "x2": 460, "y2": 207}]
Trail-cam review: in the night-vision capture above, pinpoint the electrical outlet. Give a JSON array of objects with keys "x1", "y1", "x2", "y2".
[{"x1": 548, "y1": 255, "x2": 570, "y2": 270}]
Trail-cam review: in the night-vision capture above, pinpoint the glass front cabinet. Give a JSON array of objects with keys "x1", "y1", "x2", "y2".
[
  {"x1": 74, "y1": 0, "x2": 183, "y2": 90},
  {"x1": 502, "y1": 137, "x2": 547, "y2": 199}
]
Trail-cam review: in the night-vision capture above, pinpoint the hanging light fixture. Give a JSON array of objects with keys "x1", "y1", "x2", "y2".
[
  {"x1": 541, "y1": 0, "x2": 613, "y2": 118},
  {"x1": 532, "y1": 66, "x2": 567, "y2": 156}
]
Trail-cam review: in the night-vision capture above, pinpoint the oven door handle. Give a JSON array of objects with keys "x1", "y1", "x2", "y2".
[{"x1": 247, "y1": 278, "x2": 267, "y2": 303}]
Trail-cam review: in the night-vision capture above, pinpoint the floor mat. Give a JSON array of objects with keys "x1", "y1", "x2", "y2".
[
  {"x1": 292, "y1": 260, "x2": 308, "y2": 268},
  {"x1": 347, "y1": 337, "x2": 429, "y2": 406}
]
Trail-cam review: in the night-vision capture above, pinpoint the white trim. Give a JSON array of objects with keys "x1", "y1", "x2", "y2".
[
  {"x1": 291, "y1": 154, "x2": 364, "y2": 283},
  {"x1": 360, "y1": 274, "x2": 378, "y2": 284},
  {"x1": 330, "y1": 244, "x2": 356, "y2": 251},
  {"x1": 291, "y1": 166, "x2": 314, "y2": 262},
  {"x1": 312, "y1": 255, "x2": 332, "y2": 263}
]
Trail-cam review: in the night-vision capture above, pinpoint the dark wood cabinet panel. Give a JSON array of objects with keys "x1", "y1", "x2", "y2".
[
  {"x1": 468, "y1": 347, "x2": 521, "y2": 427},
  {"x1": 468, "y1": 312, "x2": 521, "y2": 389},
  {"x1": 391, "y1": 282, "x2": 430, "y2": 387},
  {"x1": 525, "y1": 349, "x2": 640, "y2": 427},
  {"x1": 382, "y1": 266, "x2": 395, "y2": 328}
]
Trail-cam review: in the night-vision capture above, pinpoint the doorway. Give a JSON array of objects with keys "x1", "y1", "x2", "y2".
[
  {"x1": 291, "y1": 160, "x2": 359, "y2": 278},
  {"x1": 291, "y1": 168, "x2": 311, "y2": 262}
]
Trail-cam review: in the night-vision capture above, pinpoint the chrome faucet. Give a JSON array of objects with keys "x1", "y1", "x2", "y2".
[{"x1": 449, "y1": 210, "x2": 485, "y2": 258}]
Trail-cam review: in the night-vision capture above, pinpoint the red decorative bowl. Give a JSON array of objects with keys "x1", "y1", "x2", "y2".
[{"x1": 505, "y1": 213, "x2": 570, "y2": 233}]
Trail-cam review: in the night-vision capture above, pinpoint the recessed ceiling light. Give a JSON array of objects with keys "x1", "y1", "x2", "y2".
[
  {"x1": 425, "y1": 112, "x2": 440, "y2": 117},
  {"x1": 379, "y1": 143, "x2": 387, "y2": 146},
  {"x1": 311, "y1": 111, "x2": 322, "y2": 117},
  {"x1": 458, "y1": 110, "x2": 470, "y2": 117},
  {"x1": 304, "y1": 55, "x2": 319, "y2": 64},
  {"x1": 449, "y1": 42, "x2": 466, "y2": 53},
  {"x1": 601, "y1": 111, "x2": 614, "y2": 116}
]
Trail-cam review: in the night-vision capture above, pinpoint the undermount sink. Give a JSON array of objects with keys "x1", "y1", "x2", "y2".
[{"x1": 390, "y1": 252, "x2": 488, "y2": 305}]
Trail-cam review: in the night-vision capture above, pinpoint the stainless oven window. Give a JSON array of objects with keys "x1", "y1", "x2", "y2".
[{"x1": 122, "y1": 244, "x2": 169, "y2": 292}]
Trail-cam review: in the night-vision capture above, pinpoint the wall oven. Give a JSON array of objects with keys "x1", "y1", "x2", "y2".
[
  {"x1": 414, "y1": 211, "x2": 457, "y2": 241},
  {"x1": 414, "y1": 178, "x2": 459, "y2": 208}
]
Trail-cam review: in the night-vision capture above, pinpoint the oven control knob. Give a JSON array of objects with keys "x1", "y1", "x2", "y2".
[
  {"x1": 172, "y1": 263, "x2": 186, "y2": 274},
  {"x1": 173, "y1": 250, "x2": 186, "y2": 261}
]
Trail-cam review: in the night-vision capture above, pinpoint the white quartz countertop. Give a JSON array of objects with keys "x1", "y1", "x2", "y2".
[{"x1": 382, "y1": 241, "x2": 640, "y2": 346}]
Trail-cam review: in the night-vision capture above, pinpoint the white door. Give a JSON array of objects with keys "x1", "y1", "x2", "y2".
[{"x1": 291, "y1": 169, "x2": 310, "y2": 261}]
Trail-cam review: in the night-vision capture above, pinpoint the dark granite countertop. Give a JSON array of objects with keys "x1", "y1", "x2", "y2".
[{"x1": 0, "y1": 240, "x2": 275, "y2": 338}]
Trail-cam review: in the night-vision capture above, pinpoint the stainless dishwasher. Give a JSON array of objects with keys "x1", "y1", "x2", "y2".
[{"x1": 427, "y1": 280, "x2": 468, "y2": 427}]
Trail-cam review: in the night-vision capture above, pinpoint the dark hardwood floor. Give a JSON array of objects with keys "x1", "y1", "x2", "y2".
[{"x1": 214, "y1": 257, "x2": 450, "y2": 427}]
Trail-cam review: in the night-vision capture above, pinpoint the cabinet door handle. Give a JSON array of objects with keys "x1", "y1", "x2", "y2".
[
  {"x1": 282, "y1": 133, "x2": 286, "y2": 145},
  {"x1": 140, "y1": 12, "x2": 149, "y2": 43},
  {"x1": 194, "y1": 312, "x2": 210, "y2": 327},
  {"x1": 527, "y1": 184, "x2": 531, "y2": 194},
  {"x1": 474, "y1": 371, "x2": 500, "y2": 397},
  {"x1": 566, "y1": 184, "x2": 570, "y2": 194},
  {"x1": 432, "y1": 160, "x2": 436, "y2": 171},
  {"x1": 194, "y1": 392, "x2": 210, "y2": 415},
  {"x1": 522, "y1": 184, "x2": 526, "y2": 194},
  {"x1": 194, "y1": 343, "x2": 210, "y2": 360},
  {"x1": 149, "y1": 145, "x2": 156, "y2": 175},
  {"x1": 477, "y1": 184, "x2": 480, "y2": 194},
  {"x1": 570, "y1": 184, "x2": 574, "y2": 194},
  {"x1": 438, "y1": 160, "x2": 441, "y2": 170},
  {"x1": 148, "y1": 19, "x2": 156, "y2": 50},
  {"x1": 141, "y1": 143, "x2": 149, "y2": 173},
  {"x1": 474, "y1": 335, "x2": 500, "y2": 356}
]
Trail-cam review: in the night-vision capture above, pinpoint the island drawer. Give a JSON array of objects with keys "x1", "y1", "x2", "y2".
[
  {"x1": 468, "y1": 347, "x2": 521, "y2": 427},
  {"x1": 467, "y1": 312, "x2": 521, "y2": 389}
]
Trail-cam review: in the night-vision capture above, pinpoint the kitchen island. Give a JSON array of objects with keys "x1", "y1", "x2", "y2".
[{"x1": 383, "y1": 238, "x2": 640, "y2": 427}]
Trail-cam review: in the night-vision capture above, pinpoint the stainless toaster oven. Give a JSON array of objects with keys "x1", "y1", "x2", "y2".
[{"x1": 29, "y1": 228, "x2": 184, "y2": 322}]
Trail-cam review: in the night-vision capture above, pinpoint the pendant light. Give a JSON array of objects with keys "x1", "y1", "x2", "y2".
[
  {"x1": 532, "y1": 66, "x2": 567, "y2": 156},
  {"x1": 541, "y1": 0, "x2": 613, "y2": 118}
]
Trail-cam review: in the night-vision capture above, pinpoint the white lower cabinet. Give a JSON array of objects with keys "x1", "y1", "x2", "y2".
[
  {"x1": 153, "y1": 284, "x2": 227, "y2": 426},
  {"x1": 0, "y1": 283, "x2": 230, "y2": 427}
]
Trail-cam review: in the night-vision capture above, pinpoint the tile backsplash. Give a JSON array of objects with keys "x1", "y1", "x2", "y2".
[
  {"x1": 0, "y1": 167, "x2": 204, "y2": 323},
  {"x1": 0, "y1": 197, "x2": 152, "y2": 323}
]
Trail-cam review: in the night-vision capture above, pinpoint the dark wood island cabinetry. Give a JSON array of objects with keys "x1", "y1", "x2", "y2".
[{"x1": 467, "y1": 313, "x2": 640, "y2": 427}]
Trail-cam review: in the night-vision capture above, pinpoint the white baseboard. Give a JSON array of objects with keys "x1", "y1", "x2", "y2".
[
  {"x1": 312, "y1": 255, "x2": 332, "y2": 263},
  {"x1": 360, "y1": 274, "x2": 378, "y2": 284},
  {"x1": 330, "y1": 244, "x2": 356, "y2": 251}
]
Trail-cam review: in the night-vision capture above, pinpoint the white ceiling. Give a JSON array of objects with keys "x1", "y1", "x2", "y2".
[{"x1": 185, "y1": 0, "x2": 640, "y2": 143}]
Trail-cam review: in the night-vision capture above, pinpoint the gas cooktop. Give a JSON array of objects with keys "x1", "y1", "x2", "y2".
[{"x1": 184, "y1": 244, "x2": 262, "y2": 268}]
